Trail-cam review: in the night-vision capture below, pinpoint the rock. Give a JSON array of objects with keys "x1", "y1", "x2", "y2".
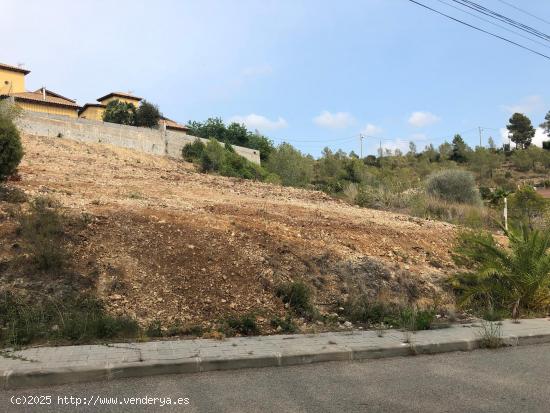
[{"x1": 343, "y1": 321, "x2": 352, "y2": 328}]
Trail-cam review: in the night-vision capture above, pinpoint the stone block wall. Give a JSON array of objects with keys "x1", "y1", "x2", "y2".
[{"x1": 16, "y1": 111, "x2": 261, "y2": 164}]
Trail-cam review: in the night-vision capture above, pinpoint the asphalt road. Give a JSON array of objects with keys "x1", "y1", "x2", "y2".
[{"x1": 2, "y1": 344, "x2": 549, "y2": 413}]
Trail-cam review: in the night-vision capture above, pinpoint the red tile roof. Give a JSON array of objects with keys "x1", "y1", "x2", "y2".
[
  {"x1": 7, "y1": 90, "x2": 80, "y2": 109},
  {"x1": 78, "y1": 103, "x2": 106, "y2": 115},
  {"x1": 160, "y1": 116, "x2": 189, "y2": 131},
  {"x1": 97, "y1": 92, "x2": 142, "y2": 102},
  {"x1": 34, "y1": 88, "x2": 76, "y2": 103},
  {"x1": 0, "y1": 62, "x2": 30, "y2": 75}
]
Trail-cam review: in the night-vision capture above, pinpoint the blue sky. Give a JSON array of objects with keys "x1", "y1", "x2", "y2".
[{"x1": 2, "y1": 0, "x2": 549, "y2": 156}]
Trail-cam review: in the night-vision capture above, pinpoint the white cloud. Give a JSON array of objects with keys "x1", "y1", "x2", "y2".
[
  {"x1": 501, "y1": 95, "x2": 544, "y2": 115},
  {"x1": 534, "y1": 128, "x2": 548, "y2": 147},
  {"x1": 499, "y1": 126, "x2": 547, "y2": 148},
  {"x1": 410, "y1": 133, "x2": 427, "y2": 141},
  {"x1": 313, "y1": 111, "x2": 355, "y2": 129},
  {"x1": 242, "y1": 64, "x2": 273, "y2": 77},
  {"x1": 407, "y1": 111, "x2": 440, "y2": 127},
  {"x1": 361, "y1": 123, "x2": 382, "y2": 136},
  {"x1": 229, "y1": 113, "x2": 288, "y2": 131}
]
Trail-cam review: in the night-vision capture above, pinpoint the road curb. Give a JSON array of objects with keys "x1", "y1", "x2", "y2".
[{"x1": 3, "y1": 330, "x2": 550, "y2": 389}]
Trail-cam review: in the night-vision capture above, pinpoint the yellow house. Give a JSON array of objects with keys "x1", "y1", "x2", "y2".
[
  {"x1": 79, "y1": 92, "x2": 142, "y2": 120},
  {"x1": 78, "y1": 103, "x2": 106, "y2": 121},
  {"x1": 0, "y1": 62, "x2": 28, "y2": 94},
  {"x1": 160, "y1": 116, "x2": 190, "y2": 132},
  {"x1": 0, "y1": 62, "x2": 80, "y2": 117}
]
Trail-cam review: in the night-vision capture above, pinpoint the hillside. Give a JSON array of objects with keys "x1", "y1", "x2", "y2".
[{"x1": 0, "y1": 135, "x2": 459, "y2": 334}]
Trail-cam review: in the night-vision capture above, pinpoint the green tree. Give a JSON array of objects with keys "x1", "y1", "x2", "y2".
[
  {"x1": 247, "y1": 132, "x2": 275, "y2": 162},
  {"x1": 468, "y1": 147, "x2": 501, "y2": 181},
  {"x1": 266, "y1": 143, "x2": 313, "y2": 187},
  {"x1": 102, "y1": 100, "x2": 136, "y2": 125},
  {"x1": 423, "y1": 144, "x2": 439, "y2": 162},
  {"x1": 0, "y1": 101, "x2": 24, "y2": 182},
  {"x1": 135, "y1": 100, "x2": 161, "y2": 128},
  {"x1": 450, "y1": 134, "x2": 470, "y2": 163},
  {"x1": 186, "y1": 118, "x2": 274, "y2": 161},
  {"x1": 438, "y1": 141, "x2": 452, "y2": 160},
  {"x1": 507, "y1": 113, "x2": 535, "y2": 150},
  {"x1": 408, "y1": 141, "x2": 417, "y2": 156}
]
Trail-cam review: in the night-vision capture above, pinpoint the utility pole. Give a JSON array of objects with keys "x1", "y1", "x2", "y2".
[
  {"x1": 379, "y1": 139, "x2": 382, "y2": 158},
  {"x1": 359, "y1": 134, "x2": 364, "y2": 158},
  {"x1": 478, "y1": 126, "x2": 483, "y2": 148},
  {"x1": 503, "y1": 196, "x2": 508, "y2": 231}
]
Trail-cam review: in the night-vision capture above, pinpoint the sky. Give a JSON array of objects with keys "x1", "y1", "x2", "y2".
[{"x1": 2, "y1": 0, "x2": 550, "y2": 156}]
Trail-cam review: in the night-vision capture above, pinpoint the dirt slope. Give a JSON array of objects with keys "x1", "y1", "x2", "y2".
[{"x1": 1, "y1": 135, "x2": 458, "y2": 331}]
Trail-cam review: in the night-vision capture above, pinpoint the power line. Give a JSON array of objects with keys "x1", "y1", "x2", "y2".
[
  {"x1": 435, "y1": 0, "x2": 550, "y2": 49},
  {"x1": 451, "y1": 0, "x2": 550, "y2": 42},
  {"x1": 407, "y1": 0, "x2": 550, "y2": 60},
  {"x1": 495, "y1": 0, "x2": 550, "y2": 27}
]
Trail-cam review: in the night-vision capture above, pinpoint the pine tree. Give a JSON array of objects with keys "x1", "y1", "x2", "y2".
[{"x1": 507, "y1": 113, "x2": 535, "y2": 150}]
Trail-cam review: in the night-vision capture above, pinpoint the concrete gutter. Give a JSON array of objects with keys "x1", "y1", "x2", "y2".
[{"x1": 2, "y1": 319, "x2": 550, "y2": 389}]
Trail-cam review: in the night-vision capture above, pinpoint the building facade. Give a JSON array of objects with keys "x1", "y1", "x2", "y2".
[{"x1": 0, "y1": 62, "x2": 79, "y2": 117}]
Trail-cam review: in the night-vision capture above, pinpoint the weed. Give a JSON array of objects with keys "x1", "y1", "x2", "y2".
[
  {"x1": 275, "y1": 281, "x2": 317, "y2": 320},
  {"x1": 477, "y1": 320, "x2": 503, "y2": 349},
  {"x1": 18, "y1": 196, "x2": 68, "y2": 271},
  {"x1": 0, "y1": 291, "x2": 139, "y2": 347},
  {"x1": 127, "y1": 191, "x2": 143, "y2": 199},
  {"x1": 0, "y1": 186, "x2": 27, "y2": 203},
  {"x1": 165, "y1": 322, "x2": 204, "y2": 337},
  {"x1": 145, "y1": 320, "x2": 163, "y2": 338},
  {"x1": 270, "y1": 314, "x2": 298, "y2": 333},
  {"x1": 220, "y1": 314, "x2": 259, "y2": 337}
]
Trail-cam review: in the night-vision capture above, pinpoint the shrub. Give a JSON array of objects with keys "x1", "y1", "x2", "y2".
[
  {"x1": 270, "y1": 314, "x2": 298, "y2": 333},
  {"x1": 135, "y1": 100, "x2": 161, "y2": 128},
  {"x1": 102, "y1": 100, "x2": 136, "y2": 125},
  {"x1": 411, "y1": 194, "x2": 493, "y2": 229},
  {"x1": 342, "y1": 295, "x2": 401, "y2": 325},
  {"x1": 182, "y1": 139, "x2": 205, "y2": 162},
  {"x1": 0, "y1": 115, "x2": 24, "y2": 182},
  {"x1": 399, "y1": 307, "x2": 435, "y2": 331},
  {"x1": 275, "y1": 281, "x2": 316, "y2": 319},
  {"x1": 145, "y1": 320, "x2": 163, "y2": 337},
  {"x1": 221, "y1": 314, "x2": 259, "y2": 336},
  {"x1": 342, "y1": 295, "x2": 435, "y2": 330},
  {"x1": 266, "y1": 143, "x2": 314, "y2": 187},
  {"x1": 200, "y1": 139, "x2": 226, "y2": 172},
  {"x1": 18, "y1": 197, "x2": 68, "y2": 271},
  {"x1": 425, "y1": 169, "x2": 480, "y2": 205},
  {"x1": 450, "y1": 225, "x2": 550, "y2": 316},
  {"x1": 184, "y1": 138, "x2": 268, "y2": 181}
]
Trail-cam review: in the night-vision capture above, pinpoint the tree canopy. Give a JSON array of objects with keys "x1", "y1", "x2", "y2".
[
  {"x1": 102, "y1": 100, "x2": 136, "y2": 125},
  {"x1": 507, "y1": 113, "x2": 535, "y2": 150},
  {"x1": 135, "y1": 100, "x2": 161, "y2": 128},
  {"x1": 187, "y1": 117, "x2": 275, "y2": 161}
]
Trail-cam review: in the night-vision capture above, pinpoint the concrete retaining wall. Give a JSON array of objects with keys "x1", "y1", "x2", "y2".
[{"x1": 16, "y1": 111, "x2": 261, "y2": 164}]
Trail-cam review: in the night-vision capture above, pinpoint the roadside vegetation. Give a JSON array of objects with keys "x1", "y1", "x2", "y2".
[{"x1": 185, "y1": 113, "x2": 550, "y2": 230}]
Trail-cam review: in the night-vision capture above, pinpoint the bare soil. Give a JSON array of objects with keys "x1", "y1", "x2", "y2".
[{"x1": 0, "y1": 135, "x2": 459, "y2": 333}]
